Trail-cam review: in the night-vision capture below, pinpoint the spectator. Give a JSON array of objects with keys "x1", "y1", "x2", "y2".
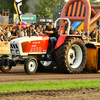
[
  {"x1": 84, "y1": 32, "x2": 88, "y2": 37},
  {"x1": 33, "y1": 25, "x2": 36, "y2": 29},
  {"x1": 16, "y1": 30, "x2": 21, "y2": 38},
  {"x1": 11, "y1": 27, "x2": 17, "y2": 39},
  {"x1": 82, "y1": 30, "x2": 88, "y2": 40},
  {"x1": 74, "y1": 29, "x2": 78, "y2": 35},
  {"x1": 21, "y1": 28, "x2": 27, "y2": 37},
  {"x1": 4, "y1": 27, "x2": 9, "y2": 40},
  {"x1": 78, "y1": 31, "x2": 82, "y2": 36},
  {"x1": 89, "y1": 30, "x2": 96, "y2": 39},
  {"x1": 31, "y1": 28, "x2": 36, "y2": 36},
  {"x1": 36, "y1": 27, "x2": 39, "y2": 30},
  {"x1": 39, "y1": 28, "x2": 43, "y2": 34},
  {"x1": 0, "y1": 27, "x2": 2, "y2": 34},
  {"x1": 39, "y1": 25, "x2": 42, "y2": 29},
  {"x1": 8, "y1": 27, "x2": 12, "y2": 40},
  {"x1": 26, "y1": 27, "x2": 30, "y2": 36},
  {"x1": 59, "y1": 30, "x2": 63, "y2": 35},
  {"x1": 82, "y1": 30, "x2": 85, "y2": 35},
  {"x1": 43, "y1": 25, "x2": 46, "y2": 33},
  {"x1": 36, "y1": 28, "x2": 39, "y2": 33},
  {"x1": 0, "y1": 30, "x2": 6, "y2": 41},
  {"x1": 39, "y1": 25, "x2": 42, "y2": 32},
  {"x1": 81, "y1": 29, "x2": 83, "y2": 36},
  {"x1": 21, "y1": 25, "x2": 26, "y2": 31},
  {"x1": 70, "y1": 27, "x2": 74, "y2": 34}
]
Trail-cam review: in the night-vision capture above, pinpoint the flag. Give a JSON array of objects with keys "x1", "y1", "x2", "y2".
[{"x1": 14, "y1": 0, "x2": 22, "y2": 30}]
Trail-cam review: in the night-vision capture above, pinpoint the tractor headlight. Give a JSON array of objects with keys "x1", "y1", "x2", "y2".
[
  {"x1": 11, "y1": 50, "x2": 15, "y2": 54},
  {"x1": 16, "y1": 50, "x2": 20, "y2": 54}
]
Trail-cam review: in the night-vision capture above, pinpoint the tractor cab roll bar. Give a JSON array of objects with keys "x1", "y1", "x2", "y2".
[{"x1": 54, "y1": 18, "x2": 71, "y2": 35}]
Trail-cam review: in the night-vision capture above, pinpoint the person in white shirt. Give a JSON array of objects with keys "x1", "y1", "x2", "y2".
[
  {"x1": 8, "y1": 27, "x2": 12, "y2": 40},
  {"x1": 0, "y1": 30, "x2": 6, "y2": 41},
  {"x1": 21, "y1": 28, "x2": 27, "y2": 37}
]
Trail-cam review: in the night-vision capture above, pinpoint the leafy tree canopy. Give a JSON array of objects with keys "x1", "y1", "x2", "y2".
[
  {"x1": 0, "y1": 0, "x2": 28, "y2": 13},
  {"x1": 35, "y1": 0, "x2": 61, "y2": 18}
]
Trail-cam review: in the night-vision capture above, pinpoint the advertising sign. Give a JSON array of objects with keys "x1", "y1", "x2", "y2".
[{"x1": 14, "y1": 14, "x2": 36, "y2": 23}]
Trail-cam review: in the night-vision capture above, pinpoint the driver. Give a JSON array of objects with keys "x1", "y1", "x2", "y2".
[{"x1": 44, "y1": 22, "x2": 59, "y2": 52}]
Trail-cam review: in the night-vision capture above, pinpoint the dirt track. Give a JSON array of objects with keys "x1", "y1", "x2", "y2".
[
  {"x1": 0, "y1": 65, "x2": 100, "y2": 84},
  {"x1": 1, "y1": 88, "x2": 100, "y2": 100},
  {"x1": 0, "y1": 65, "x2": 100, "y2": 100}
]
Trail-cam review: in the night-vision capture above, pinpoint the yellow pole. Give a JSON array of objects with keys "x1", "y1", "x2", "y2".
[{"x1": 14, "y1": 0, "x2": 22, "y2": 30}]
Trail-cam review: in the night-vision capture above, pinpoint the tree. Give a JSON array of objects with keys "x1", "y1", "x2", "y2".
[
  {"x1": 51, "y1": 0, "x2": 66, "y2": 21},
  {"x1": 90, "y1": 0, "x2": 100, "y2": 13},
  {"x1": 0, "y1": 0, "x2": 28, "y2": 13},
  {"x1": 35, "y1": 0, "x2": 60, "y2": 18}
]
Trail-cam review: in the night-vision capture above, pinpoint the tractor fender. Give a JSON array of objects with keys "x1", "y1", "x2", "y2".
[{"x1": 55, "y1": 35, "x2": 83, "y2": 49}]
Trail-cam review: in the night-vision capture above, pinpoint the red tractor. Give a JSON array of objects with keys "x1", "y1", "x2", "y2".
[{"x1": 0, "y1": 18, "x2": 87, "y2": 74}]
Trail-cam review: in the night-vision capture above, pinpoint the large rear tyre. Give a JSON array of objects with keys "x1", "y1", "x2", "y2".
[
  {"x1": 38, "y1": 61, "x2": 54, "y2": 71},
  {"x1": 55, "y1": 37, "x2": 87, "y2": 73},
  {"x1": 0, "y1": 55, "x2": 12, "y2": 73},
  {"x1": 24, "y1": 57, "x2": 38, "y2": 75}
]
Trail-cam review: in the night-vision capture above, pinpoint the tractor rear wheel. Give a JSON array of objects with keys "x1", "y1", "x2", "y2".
[
  {"x1": 55, "y1": 37, "x2": 87, "y2": 73},
  {"x1": 24, "y1": 57, "x2": 38, "y2": 75}
]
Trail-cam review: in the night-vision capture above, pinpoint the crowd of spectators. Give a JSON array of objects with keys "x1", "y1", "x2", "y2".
[
  {"x1": 0, "y1": 24, "x2": 98, "y2": 42},
  {"x1": 0, "y1": 24, "x2": 47, "y2": 42},
  {"x1": 59, "y1": 26, "x2": 97, "y2": 40}
]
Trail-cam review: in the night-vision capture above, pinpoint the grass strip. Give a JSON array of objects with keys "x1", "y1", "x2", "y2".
[
  {"x1": 0, "y1": 80, "x2": 100, "y2": 93},
  {"x1": 0, "y1": 55, "x2": 11, "y2": 57}
]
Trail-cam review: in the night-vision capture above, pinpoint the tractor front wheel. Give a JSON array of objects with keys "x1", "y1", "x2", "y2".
[{"x1": 24, "y1": 57, "x2": 38, "y2": 75}]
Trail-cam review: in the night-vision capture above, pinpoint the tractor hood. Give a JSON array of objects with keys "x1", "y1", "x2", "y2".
[
  {"x1": 10, "y1": 36, "x2": 49, "y2": 56},
  {"x1": 10, "y1": 36, "x2": 42, "y2": 44}
]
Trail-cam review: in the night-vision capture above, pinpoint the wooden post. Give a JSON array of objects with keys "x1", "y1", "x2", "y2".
[{"x1": 29, "y1": 26, "x2": 31, "y2": 38}]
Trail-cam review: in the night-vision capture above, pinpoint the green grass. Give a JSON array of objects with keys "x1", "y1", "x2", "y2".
[
  {"x1": 0, "y1": 55, "x2": 11, "y2": 57},
  {"x1": 0, "y1": 80, "x2": 100, "y2": 93}
]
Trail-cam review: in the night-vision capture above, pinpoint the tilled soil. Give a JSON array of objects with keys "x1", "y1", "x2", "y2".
[{"x1": 0, "y1": 88, "x2": 100, "y2": 100}]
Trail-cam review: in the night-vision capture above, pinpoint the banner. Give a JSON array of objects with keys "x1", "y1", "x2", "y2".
[
  {"x1": 14, "y1": 14, "x2": 36, "y2": 23},
  {"x1": 14, "y1": 0, "x2": 22, "y2": 29}
]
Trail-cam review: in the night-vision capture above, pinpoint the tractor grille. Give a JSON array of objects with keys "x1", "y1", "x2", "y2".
[
  {"x1": 10, "y1": 44, "x2": 20, "y2": 55},
  {"x1": 10, "y1": 44, "x2": 18, "y2": 49}
]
